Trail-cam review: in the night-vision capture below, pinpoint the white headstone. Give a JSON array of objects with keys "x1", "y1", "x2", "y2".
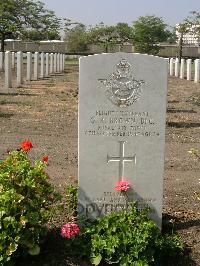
[
  {"x1": 5, "y1": 51, "x2": 12, "y2": 89},
  {"x1": 34, "y1": 52, "x2": 39, "y2": 80},
  {"x1": 166, "y1": 58, "x2": 169, "y2": 73},
  {"x1": 174, "y1": 58, "x2": 179, "y2": 77},
  {"x1": 27, "y1": 52, "x2": 32, "y2": 81},
  {"x1": 45, "y1": 53, "x2": 49, "y2": 76},
  {"x1": 78, "y1": 53, "x2": 168, "y2": 228},
  {"x1": 40, "y1": 52, "x2": 45, "y2": 78},
  {"x1": 180, "y1": 59, "x2": 185, "y2": 79},
  {"x1": 17, "y1": 51, "x2": 23, "y2": 87},
  {"x1": 63, "y1": 54, "x2": 65, "y2": 71},
  {"x1": 50, "y1": 53, "x2": 54, "y2": 74},
  {"x1": 12, "y1": 52, "x2": 15, "y2": 69},
  {"x1": 194, "y1": 59, "x2": 200, "y2": 83},
  {"x1": 57, "y1": 53, "x2": 59, "y2": 71},
  {"x1": 169, "y1": 58, "x2": 174, "y2": 76},
  {"x1": 187, "y1": 59, "x2": 192, "y2": 81},
  {"x1": 0, "y1": 52, "x2": 3, "y2": 71},
  {"x1": 54, "y1": 53, "x2": 57, "y2": 73},
  {"x1": 60, "y1": 53, "x2": 63, "y2": 72}
]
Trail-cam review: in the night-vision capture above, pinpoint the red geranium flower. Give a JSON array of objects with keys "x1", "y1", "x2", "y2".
[
  {"x1": 61, "y1": 223, "x2": 80, "y2": 239},
  {"x1": 21, "y1": 140, "x2": 33, "y2": 152},
  {"x1": 115, "y1": 180, "x2": 130, "y2": 192},
  {"x1": 42, "y1": 156, "x2": 49, "y2": 164}
]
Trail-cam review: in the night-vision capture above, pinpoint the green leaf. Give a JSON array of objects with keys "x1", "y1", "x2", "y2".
[
  {"x1": 0, "y1": 211, "x2": 6, "y2": 219},
  {"x1": 91, "y1": 254, "x2": 102, "y2": 265},
  {"x1": 28, "y1": 245, "x2": 40, "y2": 256},
  {"x1": 6, "y1": 243, "x2": 18, "y2": 256}
]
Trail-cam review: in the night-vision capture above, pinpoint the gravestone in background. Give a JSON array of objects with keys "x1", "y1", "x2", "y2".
[{"x1": 78, "y1": 53, "x2": 168, "y2": 228}]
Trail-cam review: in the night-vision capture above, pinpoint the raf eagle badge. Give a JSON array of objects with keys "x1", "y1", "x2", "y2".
[{"x1": 99, "y1": 59, "x2": 145, "y2": 107}]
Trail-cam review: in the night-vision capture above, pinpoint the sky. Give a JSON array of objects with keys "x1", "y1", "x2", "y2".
[{"x1": 41, "y1": 0, "x2": 200, "y2": 27}]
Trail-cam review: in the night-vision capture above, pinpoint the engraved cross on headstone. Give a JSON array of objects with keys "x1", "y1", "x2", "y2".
[{"x1": 107, "y1": 141, "x2": 136, "y2": 181}]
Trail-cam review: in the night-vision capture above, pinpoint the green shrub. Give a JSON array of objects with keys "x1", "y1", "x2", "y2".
[
  {"x1": 0, "y1": 147, "x2": 61, "y2": 264},
  {"x1": 67, "y1": 203, "x2": 183, "y2": 265},
  {"x1": 66, "y1": 185, "x2": 77, "y2": 217}
]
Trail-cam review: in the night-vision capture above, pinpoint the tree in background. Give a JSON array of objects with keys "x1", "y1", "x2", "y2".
[
  {"x1": 87, "y1": 22, "x2": 133, "y2": 53},
  {"x1": 0, "y1": 0, "x2": 60, "y2": 52},
  {"x1": 87, "y1": 23, "x2": 118, "y2": 53},
  {"x1": 175, "y1": 11, "x2": 200, "y2": 60},
  {"x1": 23, "y1": 6, "x2": 61, "y2": 42},
  {"x1": 175, "y1": 22, "x2": 190, "y2": 60},
  {"x1": 185, "y1": 11, "x2": 200, "y2": 43},
  {"x1": 132, "y1": 15, "x2": 171, "y2": 55},
  {"x1": 23, "y1": 29, "x2": 60, "y2": 41},
  {"x1": 64, "y1": 19, "x2": 88, "y2": 53},
  {"x1": 115, "y1": 23, "x2": 133, "y2": 50}
]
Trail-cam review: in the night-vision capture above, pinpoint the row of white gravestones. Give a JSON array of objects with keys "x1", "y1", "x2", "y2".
[
  {"x1": 2, "y1": 51, "x2": 65, "y2": 89},
  {"x1": 169, "y1": 57, "x2": 200, "y2": 83}
]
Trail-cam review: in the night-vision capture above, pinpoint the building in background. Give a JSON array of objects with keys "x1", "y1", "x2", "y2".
[
  {"x1": 176, "y1": 24, "x2": 200, "y2": 46},
  {"x1": 1, "y1": 40, "x2": 65, "y2": 53}
]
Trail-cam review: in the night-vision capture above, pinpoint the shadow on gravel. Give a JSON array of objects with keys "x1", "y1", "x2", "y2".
[
  {"x1": 167, "y1": 108, "x2": 197, "y2": 114},
  {"x1": 15, "y1": 227, "x2": 85, "y2": 266},
  {"x1": 0, "y1": 100, "x2": 31, "y2": 106},
  {"x1": 168, "y1": 100, "x2": 180, "y2": 103},
  {"x1": 0, "y1": 113, "x2": 14, "y2": 118},
  {"x1": 176, "y1": 219, "x2": 200, "y2": 230},
  {"x1": 0, "y1": 92, "x2": 37, "y2": 96},
  {"x1": 167, "y1": 122, "x2": 200, "y2": 128}
]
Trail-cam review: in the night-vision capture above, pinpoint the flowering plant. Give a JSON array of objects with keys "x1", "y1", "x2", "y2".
[
  {"x1": 21, "y1": 140, "x2": 33, "y2": 152},
  {"x1": 66, "y1": 203, "x2": 183, "y2": 266},
  {"x1": 42, "y1": 156, "x2": 49, "y2": 164},
  {"x1": 0, "y1": 141, "x2": 61, "y2": 264},
  {"x1": 61, "y1": 223, "x2": 80, "y2": 239},
  {"x1": 115, "y1": 180, "x2": 130, "y2": 191}
]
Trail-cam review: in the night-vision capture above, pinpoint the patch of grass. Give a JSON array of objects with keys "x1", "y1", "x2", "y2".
[
  {"x1": 0, "y1": 100, "x2": 32, "y2": 106},
  {"x1": 56, "y1": 93, "x2": 67, "y2": 101},
  {"x1": 60, "y1": 76, "x2": 75, "y2": 83},
  {"x1": 56, "y1": 90, "x2": 78, "y2": 102},
  {"x1": 61, "y1": 72, "x2": 78, "y2": 84},
  {"x1": 46, "y1": 78, "x2": 56, "y2": 87},
  {"x1": 65, "y1": 59, "x2": 79, "y2": 65},
  {"x1": 46, "y1": 83, "x2": 55, "y2": 88}
]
